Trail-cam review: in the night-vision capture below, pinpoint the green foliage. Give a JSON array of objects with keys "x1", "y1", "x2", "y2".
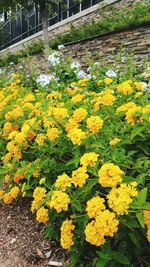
[{"x1": 0, "y1": 55, "x2": 150, "y2": 266}]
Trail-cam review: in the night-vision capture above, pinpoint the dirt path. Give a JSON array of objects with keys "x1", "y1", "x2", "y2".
[{"x1": 0, "y1": 200, "x2": 68, "y2": 267}]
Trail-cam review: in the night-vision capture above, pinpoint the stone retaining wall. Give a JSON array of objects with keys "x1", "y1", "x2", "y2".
[{"x1": 62, "y1": 25, "x2": 150, "y2": 67}]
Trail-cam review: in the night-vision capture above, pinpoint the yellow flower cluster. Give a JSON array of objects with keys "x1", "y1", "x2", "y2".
[
  {"x1": 35, "y1": 134, "x2": 46, "y2": 146},
  {"x1": 60, "y1": 219, "x2": 75, "y2": 249},
  {"x1": 92, "y1": 90, "x2": 116, "y2": 111},
  {"x1": 107, "y1": 182, "x2": 138, "y2": 215},
  {"x1": 47, "y1": 191, "x2": 70, "y2": 213},
  {"x1": 144, "y1": 210, "x2": 150, "y2": 242},
  {"x1": 72, "y1": 108, "x2": 87, "y2": 123},
  {"x1": 80, "y1": 152, "x2": 99, "y2": 167},
  {"x1": 98, "y1": 163, "x2": 124, "y2": 188},
  {"x1": 53, "y1": 107, "x2": 69, "y2": 120},
  {"x1": 87, "y1": 116, "x2": 103, "y2": 134},
  {"x1": 86, "y1": 196, "x2": 105, "y2": 218},
  {"x1": 36, "y1": 207, "x2": 49, "y2": 223},
  {"x1": 67, "y1": 127, "x2": 86, "y2": 145},
  {"x1": 3, "y1": 186, "x2": 19, "y2": 204},
  {"x1": 72, "y1": 167, "x2": 89, "y2": 187},
  {"x1": 71, "y1": 94, "x2": 84, "y2": 104},
  {"x1": 117, "y1": 80, "x2": 133, "y2": 95},
  {"x1": 85, "y1": 210, "x2": 119, "y2": 246},
  {"x1": 47, "y1": 127, "x2": 60, "y2": 141},
  {"x1": 31, "y1": 187, "x2": 46, "y2": 213},
  {"x1": 55, "y1": 174, "x2": 72, "y2": 191}
]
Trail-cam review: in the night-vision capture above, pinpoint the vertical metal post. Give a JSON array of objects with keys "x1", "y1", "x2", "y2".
[
  {"x1": 20, "y1": 7, "x2": 23, "y2": 40},
  {"x1": 10, "y1": 16, "x2": 12, "y2": 45},
  {"x1": 67, "y1": 0, "x2": 69, "y2": 18},
  {"x1": 80, "y1": 1, "x2": 82, "y2": 12}
]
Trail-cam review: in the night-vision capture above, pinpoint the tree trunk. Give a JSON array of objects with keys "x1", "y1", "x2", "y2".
[{"x1": 41, "y1": 7, "x2": 49, "y2": 71}]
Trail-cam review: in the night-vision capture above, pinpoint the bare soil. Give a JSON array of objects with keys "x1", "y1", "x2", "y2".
[{"x1": 0, "y1": 199, "x2": 68, "y2": 267}]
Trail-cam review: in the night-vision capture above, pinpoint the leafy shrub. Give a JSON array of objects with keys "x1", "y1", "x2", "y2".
[{"x1": 0, "y1": 57, "x2": 150, "y2": 266}]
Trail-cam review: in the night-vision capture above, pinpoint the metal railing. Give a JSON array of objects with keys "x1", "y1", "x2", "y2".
[{"x1": 0, "y1": 0, "x2": 101, "y2": 51}]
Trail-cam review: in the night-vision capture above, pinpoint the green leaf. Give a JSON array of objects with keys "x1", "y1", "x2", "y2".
[
  {"x1": 141, "y1": 202, "x2": 150, "y2": 210},
  {"x1": 96, "y1": 258, "x2": 108, "y2": 267},
  {"x1": 113, "y1": 252, "x2": 130, "y2": 265},
  {"x1": 137, "y1": 188, "x2": 147, "y2": 204},
  {"x1": 136, "y1": 211, "x2": 145, "y2": 228},
  {"x1": 131, "y1": 125, "x2": 145, "y2": 140},
  {"x1": 129, "y1": 232, "x2": 140, "y2": 248}
]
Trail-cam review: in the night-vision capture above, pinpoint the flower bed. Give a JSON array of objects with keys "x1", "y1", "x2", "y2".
[{"x1": 0, "y1": 58, "x2": 150, "y2": 266}]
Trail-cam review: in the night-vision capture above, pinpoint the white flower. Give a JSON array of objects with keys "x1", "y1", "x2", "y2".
[
  {"x1": 18, "y1": 66, "x2": 23, "y2": 70},
  {"x1": 36, "y1": 74, "x2": 56, "y2": 86},
  {"x1": 142, "y1": 82, "x2": 149, "y2": 91},
  {"x1": 121, "y1": 57, "x2": 126, "y2": 63},
  {"x1": 9, "y1": 62, "x2": 14, "y2": 65},
  {"x1": 77, "y1": 70, "x2": 87, "y2": 79},
  {"x1": 58, "y1": 45, "x2": 65, "y2": 50},
  {"x1": 106, "y1": 70, "x2": 117, "y2": 78},
  {"x1": 48, "y1": 51, "x2": 62, "y2": 67},
  {"x1": 70, "y1": 61, "x2": 80, "y2": 70},
  {"x1": 87, "y1": 66, "x2": 91, "y2": 72}
]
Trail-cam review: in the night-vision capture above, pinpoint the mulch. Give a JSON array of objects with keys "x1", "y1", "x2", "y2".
[{"x1": 0, "y1": 199, "x2": 69, "y2": 267}]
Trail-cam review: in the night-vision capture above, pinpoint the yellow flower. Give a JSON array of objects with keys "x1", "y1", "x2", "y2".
[
  {"x1": 116, "y1": 102, "x2": 137, "y2": 114},
  {"x1": 104, "y1": 78, "x2": 113, "y2": 85},
  {"x1": 33, "y1": 187, "x2": 46, "y2": 202},
  {"x1": 144, "y1": 210, "x2": 150, "y2": 226},
  {"x1": 78, "y1": 78, "x2": 89, "y2": 87},
  {"x1": 53, "y1": 107, "x2": 69, "y2": 120},
  {"x1": 72, "y1": 167, "x2": 89, "y2": 187},
  {"x1": 80, "y1": 152, "x2": 99, "y2": 167},
  {"x1": 67, "y1": 127, "x2": 86, "y2": 145},
  {"x1": 144, "y1": 210, "x2": 150, "y2": 242},
  {"x1": 47, "y1": 191, "x2": 70, "y2": 213},
  {"x1": 47, "y1": 127, "x2": 60, "y2": 142},
  {"x1": 107, "y1": 182, "x2": 138, "y2": 215},
  {"x1": 87, "y1": 116, "x2": 103, "y2": 134},
  {"x1": 39, "y1": 178, "x2": 46, "y2": 185},
  {"x1": 117, "y1": 81, "x2": 133, "y2": 95},
  {"x1": 95, "y1": 210, "x2": 119, "y2": 237},
  {"x1": 0, "y1": 189, "x2": 5, "y2": 200},
  {"x1": 65, "y1": 118, "x2": 78, "y2": 133},
  {"x1": 98, "y1": 163, "x2": 124, "y2": 188},
  {"x1": 125, "y1": 106, "x2": 142, "y2": 125},
  {"x1": 147, "y1": 228, "x2": 150, "y2": 242},
  {"x1": 101, "y1": 93, "x2": 116, "y2": 106},
  {"x1": 3, "y1": 192, "x2": 13, "y2": 204},
  {"x1": 55, "y1": 174, "x2": 72, "y2": 191},
  {"x1": 35, "y1": 134, "x2": 46, "y2": 146},
  {"x1": 60, "y1": 219, "x2": 75, "y2": 249},
  {"x1": 86, "y1": 196, "x2": 105, "y2": 218},
  {"x1": 109, "y1": 138, "x2": 121, "y2": 146},
  {"x1": 85, "y1": 220, "x2": 105, "y2": 246},
  {"x1": 72, "y1": 108, "x2": 87, "y2": 123},
  {"x1": 31, "y1": 200, "x2": 41, "y2": 213},
  {"x1": 10, "y1": 186, "x2": 19, "y2": 199},
  {"x1": 14, "y1": 132, "x2": 26, "y2": 145},
  {"x1": 134, "y1": 82, "x2": 144, "y2": 92},
  {"x1": 36, "y1": 207, "x2": 49, "y2": 223},
  {"x1": 71, "y1": 94, "x2": 84, "y2": 104}
]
